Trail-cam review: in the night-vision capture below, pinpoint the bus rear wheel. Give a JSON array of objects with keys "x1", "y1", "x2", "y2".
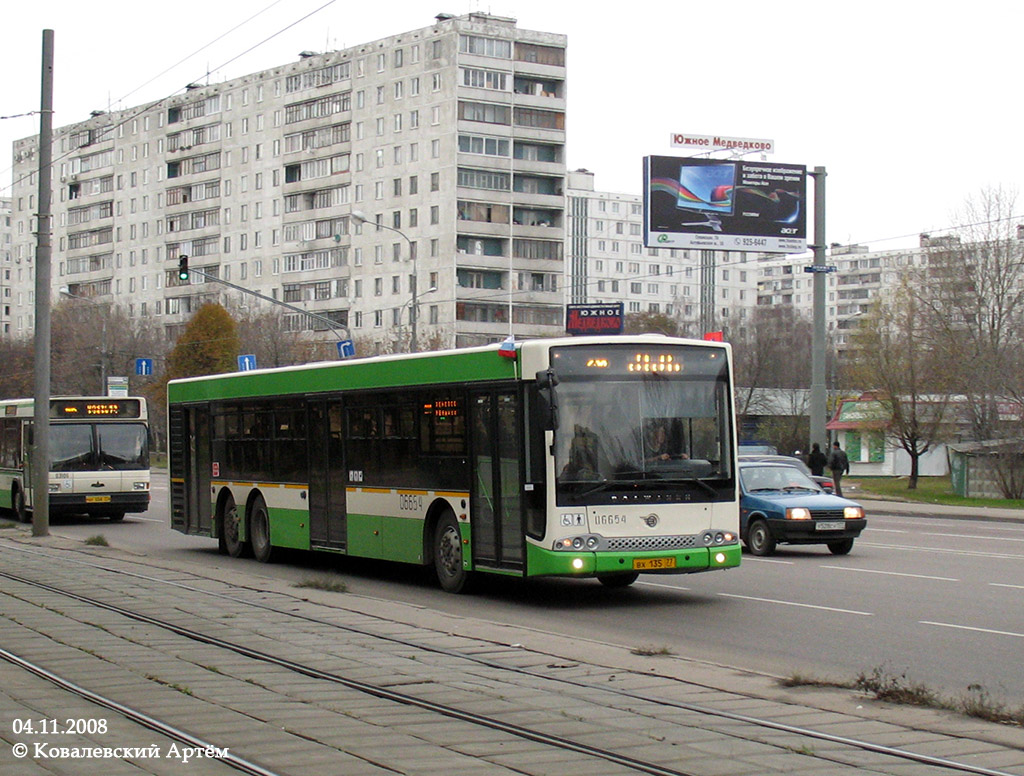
[
  {"x1": 434, "y1": 511, "x2": 471, "y2": 593},
  {"x1": 249, "y1": 495, "x2": 276, "y2": 564},
  {"x1": 220, "y1": 494, "x2": 249, "y2": 558}
]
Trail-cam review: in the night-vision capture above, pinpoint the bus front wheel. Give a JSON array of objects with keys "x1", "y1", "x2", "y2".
[
  {"x1": 249, "y1": 495, "x2": 276, "y2": 564},
  {"x1": 12, "y1": 487, "x2": 29, "y2": 524},
  {"x1": 433, "y1": 511, "x2": 471, "y2": 593},
  {"x1": 598, "y1": 572, "x2": 639, "y2": 588}
]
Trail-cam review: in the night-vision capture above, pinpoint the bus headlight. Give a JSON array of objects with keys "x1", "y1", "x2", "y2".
[
  {"x1": 49, "y1": 483, "x2": 60, "y2": 493},
  {"x1": 572, "y1": 558, "x2": 585, "y2": 570},
  {"x1": 787, "y1": 508, "x2": 811, "y2": 520},
  {"x1": 844, "y1": 506, "x2": 864, "y2": 519},
  {"x1": 714, "y1": 552, "x2": 727, "y2": 564},
  {"x1": 133, "y1": 481, "x2": 149, "y2": 491}
]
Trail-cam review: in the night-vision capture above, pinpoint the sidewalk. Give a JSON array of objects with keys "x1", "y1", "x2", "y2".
[
  {"x1": 851, "y1": 491, "x2": 1024, "y2": 523},
  {"x1": 2, "y1": 529, "x2": 1023, "y2": 776}
]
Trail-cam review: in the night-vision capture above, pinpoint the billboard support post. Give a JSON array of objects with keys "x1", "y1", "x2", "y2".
[{"x1": 809, "y1": 166, "x2": 828, "y2": 450}]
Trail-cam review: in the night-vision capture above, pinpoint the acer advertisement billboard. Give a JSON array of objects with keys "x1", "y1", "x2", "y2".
[{"x1": 643, "y1": 156, "x2": 807, "y2": 254}]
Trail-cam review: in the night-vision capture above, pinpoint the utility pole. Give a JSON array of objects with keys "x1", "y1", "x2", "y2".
[
  {"x1": 809, "y1": 167, "x2": 828, "y2": 449},
  {"x1": 32, "y1": 29, "x2": 54, "y2": 537}
]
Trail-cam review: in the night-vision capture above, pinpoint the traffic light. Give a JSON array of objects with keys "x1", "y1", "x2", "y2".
[{"x1": 177, "y1": 255, "x2": 189, "y2": 281}]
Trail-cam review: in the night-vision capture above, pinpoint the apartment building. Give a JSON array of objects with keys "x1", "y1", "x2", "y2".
[
  {"x1": 1, "y1": 197, "x2": 11, "y2": 336},
  {"x1": 7, "y1": 12, "x2": 567, "y2": 351},
  {"x1": 566, "y1": 169, "x2": 757, "y2": 337}
]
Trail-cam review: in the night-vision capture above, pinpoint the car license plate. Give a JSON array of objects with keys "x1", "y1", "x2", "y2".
[
  {"x1": 86, "y1": 495, "x2": 111, "y2": 503},
  {"x1": 815, "y1": 520, "x2": 844, "y2": 531},
  {"x1": 633, "y1": 557, "x2": 676, "y2": 571}
]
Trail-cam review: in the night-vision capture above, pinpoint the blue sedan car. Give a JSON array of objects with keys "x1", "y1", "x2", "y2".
[{"x1": 739, "y1": 462, "x2": 866, "y2": 556}]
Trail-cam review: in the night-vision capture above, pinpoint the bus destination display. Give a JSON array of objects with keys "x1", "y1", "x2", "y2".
[
  {"x1": 550, "y1": 345, "x2": 723, "y2": 378},
  {"x1": 50, "y1": 399, "x2": 142, "y2": 419}
]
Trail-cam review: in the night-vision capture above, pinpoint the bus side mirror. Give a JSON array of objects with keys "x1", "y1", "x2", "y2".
[{"x1": 534, "y1": 369, "x2": 559, "y2": 431}]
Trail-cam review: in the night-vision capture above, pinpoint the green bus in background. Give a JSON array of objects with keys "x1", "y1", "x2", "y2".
[{"x1": 167, "y1": 335, "x2": 740, "y2": 592}]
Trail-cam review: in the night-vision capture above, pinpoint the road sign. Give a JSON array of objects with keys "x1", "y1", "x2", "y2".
[
  {"x1": 337, "y1": 340, "x2": 355, "y2": 359},
  {"x1": 135, "y1": 358, "x2": 153, "y2": 376},
  {"x1": 107, "y1": 376, "x2": 129, "y2": 397},
  {"x1": 804, "y1": 265, "x2": 837, "y2": 273},
  {"x1": 238, "y1": 354, "x2": 257, "y2": 371}
]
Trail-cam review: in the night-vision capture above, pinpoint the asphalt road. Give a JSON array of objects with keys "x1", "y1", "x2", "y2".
[{"x1": 42, "y1": 471, "x2": 1024, "y2": 706}]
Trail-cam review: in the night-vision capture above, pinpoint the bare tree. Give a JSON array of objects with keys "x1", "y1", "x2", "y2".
[
  {"x1": 731, "y1": 306, "x2": 813, "y2": 417},
  {"x1": 849, "y1": 277, "x2": 953, "y2": 488},
  {"x1": 917, "y1": 186, "x2": 1024, "y2": 441}
]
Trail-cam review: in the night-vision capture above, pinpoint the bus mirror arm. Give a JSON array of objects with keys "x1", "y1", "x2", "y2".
[{"x1": 534, "y1": 369, "x2": 559, "y2": 431}]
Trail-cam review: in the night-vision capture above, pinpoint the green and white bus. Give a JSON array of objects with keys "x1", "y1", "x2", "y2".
[
  {"x1": 0, "y1": 397, "x2": 151, "y2": 523},
  {"x1": 167, "y1": 335, "x2": 740, "y2": 591}
]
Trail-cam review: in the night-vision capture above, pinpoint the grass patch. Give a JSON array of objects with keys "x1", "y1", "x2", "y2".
[
  {"x1": 630, "y1": 645, "x2": 674, "y2": 657},
  {"x1": 146, "y1": 675, "x2": 193, "y2": 696},
  {"x1": 783, "y1": 668, "x2": 1024, "y2": 726},
  {"x1": 292, "y1": 575, "x2": 348, "y2": 594},
  {"x1": 847, "y1": 475, "x2": 1024, "y2": 510},
  {"x1": 84, "y1": 535, "x2": 109, "y2": 547}
]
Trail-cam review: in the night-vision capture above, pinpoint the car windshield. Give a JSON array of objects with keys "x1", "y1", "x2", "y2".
[{"x1": 741, "y1": 465, "x2": 820, "y2": 493}]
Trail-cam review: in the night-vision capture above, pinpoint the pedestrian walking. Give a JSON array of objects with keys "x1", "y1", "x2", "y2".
[
  {"x1": 806, "y1": 443, "x2": 827, "y2": 477},
  {"x1": 829, "y1": 441, "x2": 850, "y2": 497}
]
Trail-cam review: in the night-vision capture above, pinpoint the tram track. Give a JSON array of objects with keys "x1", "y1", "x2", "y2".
[
  {"x1": 0, "y1": 543, "x2": 1020, "y2": 776},
  {"x1": 0, "y1": 646, "x2": 281, "y2": 776}
]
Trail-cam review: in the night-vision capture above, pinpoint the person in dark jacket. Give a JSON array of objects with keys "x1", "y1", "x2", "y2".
[
  {"x1": 829, "y1": 441, "x2": 850, "y2": 497},
  {"x1": 807, "y1": 443, "x2": 828, "y2": 477}
]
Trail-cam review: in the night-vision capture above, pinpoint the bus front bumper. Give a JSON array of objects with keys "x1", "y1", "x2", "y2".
[
  {"x1": 49, "y1": 492, "x2": 151, "y2": 515},
  {"x1": 526, "y1": 542, "x2": 741, "y2": 578}
]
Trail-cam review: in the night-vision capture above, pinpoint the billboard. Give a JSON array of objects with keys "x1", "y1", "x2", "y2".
[
  {"x1": 643, "y1": 156, "x2": 807, "y2": 254},
  {"x1": 566, "y1": 303, "x2": 624, "y2": 335}
]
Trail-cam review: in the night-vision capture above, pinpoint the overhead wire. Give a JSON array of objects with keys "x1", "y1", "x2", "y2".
[{"x1": 0, "y1": 0, "x2": 337, "y2": 197}]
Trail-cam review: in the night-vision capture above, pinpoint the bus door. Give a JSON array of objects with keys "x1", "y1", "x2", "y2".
[
  {"x1": 189, "y1": 407, "x2": 213, "y2": 534},
  {"x1": 308, "y1": 399, "x2": 347, "y2": 549},
  {"x1": 169, "y1": 406, "x2": 211, "y2": 534},
  {"x1": 469, "y1": 388, "x2": 523, "y2": 571}
]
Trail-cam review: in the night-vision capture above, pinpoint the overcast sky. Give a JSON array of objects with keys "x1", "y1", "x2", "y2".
[{"x1": 2, "y1": 0, "x2": 1019, "y2": 251}]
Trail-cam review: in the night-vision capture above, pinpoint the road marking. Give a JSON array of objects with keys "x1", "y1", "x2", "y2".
[
  {"x1": 865, "y1": 528, "x2": 908, "y2": 534},
  {"x1": 858, "y1": 542, "x2": 1024, "y2": 560},
  {"x1": 718, "y1": 593, "x2": 873, "y2": 616},
  {"x1": 923, "y1": 531, "x2": 1024, "y2": 543},
  {"x1": 921, "y1": 621, "x2": 1024, "y2": 639},
  {"x1": 130, "y1": 516, "x2": 166, "y2": 523},
  {"x1": 636, "y1": 581, "x2": 691, "y2": 592},
  {"x1": 820, "y1": 565, "x2": 958, "y2": 582},
  {"x1": 739, "y1": 557, "x2": 795, "y2": 565},
  {"x1": 990, "y1": 582, "x2": 1024, "y2": 590}
]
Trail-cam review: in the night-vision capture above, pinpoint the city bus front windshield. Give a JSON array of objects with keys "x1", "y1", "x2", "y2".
[
  {"x1": 550, "y1": 344, "x2": 733, "y2": 503},
  {"x1": 51, "y1": 423, "x2": 149, "y2": 472}
]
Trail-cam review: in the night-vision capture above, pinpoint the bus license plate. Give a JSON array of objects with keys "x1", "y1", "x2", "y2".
[
  {"x1": 86, "y1": 496, "x2": 111, "y2": 503},
  {"x1": 633, "y1": 557, "x2": 676, "y2": 571},
  {"x1": 815, "y1": 521, "x2": 844, "y2": 531}
]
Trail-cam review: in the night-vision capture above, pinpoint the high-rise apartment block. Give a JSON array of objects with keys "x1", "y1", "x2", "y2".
[
  {"x1": 1, "y1": 197, "x2": 12, "y2": 336},
  {"x1": 8, "y1": 12, "x2": 567, "y2": 351}
]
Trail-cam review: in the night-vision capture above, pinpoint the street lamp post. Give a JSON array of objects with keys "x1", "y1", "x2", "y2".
[
  {"x1": 352, "y1": 211, "x2": 419, "y2": 352},
  {"x1": 59, "y1": 286, "x2": 108, "y2": 395}
]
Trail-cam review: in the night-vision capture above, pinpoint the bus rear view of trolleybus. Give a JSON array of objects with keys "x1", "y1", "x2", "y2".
[{"x1": 167, "y1": 335, "x2": 740, "y2": 592}]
